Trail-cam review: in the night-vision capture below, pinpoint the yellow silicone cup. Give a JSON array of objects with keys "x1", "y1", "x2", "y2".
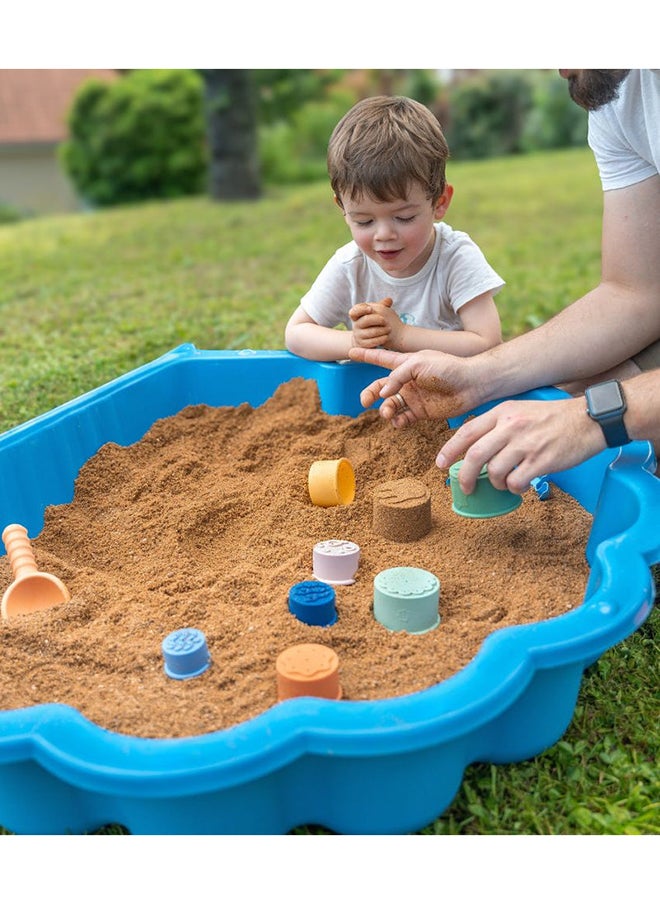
[{"x1": 308, "y1": 458, "x2": 355, "y2": 507}]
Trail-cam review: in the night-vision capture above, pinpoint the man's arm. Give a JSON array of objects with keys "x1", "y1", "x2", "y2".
[
  {"x1": 480, "y1": 174, "x2": 660, "y2": 400},
  {"x1": 437, "y1": 367, "x2": 660, "y2": 495}
]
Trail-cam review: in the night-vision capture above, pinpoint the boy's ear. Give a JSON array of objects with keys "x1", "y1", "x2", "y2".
[
  {"x1": 333, "y1": 194, "x2": 345, "y2": 211},
  {"x1": 433, "y1": 184, "x2": 454, "y2": 219}
]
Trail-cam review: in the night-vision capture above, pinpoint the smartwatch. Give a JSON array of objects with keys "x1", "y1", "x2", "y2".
[{"x1": 585, "y1": 379, "x2": 631, "y2": 448}]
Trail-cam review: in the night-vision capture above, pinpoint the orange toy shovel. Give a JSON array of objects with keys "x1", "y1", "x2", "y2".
[{"x1": 1, "y1": 524, "x2": 70, "y2": 619}]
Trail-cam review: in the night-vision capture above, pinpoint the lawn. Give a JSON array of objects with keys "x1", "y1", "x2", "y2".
[{"x1": 0, "y1": 147, "x2": 657, "y2": 835}]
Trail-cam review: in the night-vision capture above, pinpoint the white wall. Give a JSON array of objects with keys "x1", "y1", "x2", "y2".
[{"x1": 0, "y1": 143, "x2": 83, "y2": 215}]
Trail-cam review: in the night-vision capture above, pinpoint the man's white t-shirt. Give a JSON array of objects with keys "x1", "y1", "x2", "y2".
[
  {"x1": 300, "y1": 221, "x2": 504, "y2": 332},
  {"x1": 588, "y1": 69, "x2": 659, "y2": 190}
]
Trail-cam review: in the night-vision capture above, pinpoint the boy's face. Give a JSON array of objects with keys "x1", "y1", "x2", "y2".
[{"x1": 337, "y1": 182, "x2": 453, "y2": 279}]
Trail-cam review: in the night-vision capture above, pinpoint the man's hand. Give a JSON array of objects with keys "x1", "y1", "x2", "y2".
[
  {"x1": 436, "y1": 396, "x2": 605, "y2": 494},
  {"x1": 348, "y1": 346, "x2": 610, "y2": 494},
  {"x1": 348, "y1": 345, "x2": 482, "y2": 426}
]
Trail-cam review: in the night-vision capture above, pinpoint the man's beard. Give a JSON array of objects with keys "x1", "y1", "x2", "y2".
[{"x1": 567, "y1": 70, "x2": 631, "y2": 111}]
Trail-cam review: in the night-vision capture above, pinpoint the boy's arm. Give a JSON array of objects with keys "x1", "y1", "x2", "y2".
[{"x1": 284, "y1": 305, "x2": 355, "y2": 362}]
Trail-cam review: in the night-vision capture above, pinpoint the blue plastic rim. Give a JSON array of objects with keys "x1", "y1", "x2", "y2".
[
  {"x1": 162, "y1": 628, "x2": 211, "y2": 680},
  {"x1": 288, "y1": 579, "x2": 338, "y2": 627},
  {"x1": 0, "y1": 344, "x2": 657, "y2": 835}
]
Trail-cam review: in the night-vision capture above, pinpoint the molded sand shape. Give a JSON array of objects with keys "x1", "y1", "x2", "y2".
[{"x1": 373, "y1": 477, "x2": 432, "y2": 541}]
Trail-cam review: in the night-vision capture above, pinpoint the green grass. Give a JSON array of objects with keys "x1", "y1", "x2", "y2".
[
  {"x1": 0, "y1": 147, "x2": 657, "y2": 835},
  {"x1": 0, "y1": 147, "x2": 603, "y2": 433}
]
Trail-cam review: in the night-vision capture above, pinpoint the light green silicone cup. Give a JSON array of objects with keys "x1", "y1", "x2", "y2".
[
  {"x1": 449, "y1": 460, "x2": 522, "y2": 518},
  {"x1": 373, "y1": 566, "x2": 440, "y2": 634}
]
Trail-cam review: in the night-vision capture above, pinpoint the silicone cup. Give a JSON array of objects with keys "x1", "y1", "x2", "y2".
[
  {"x1": 312, "y1": 539, "x2": 360, "y2": 585},
  {"x1": 1, "y1": 523, "x2": 70, "y2": 619},
  {"x1": 276, "y1": 643, "x2": 342, "y2": 701},
  {"x1": 288, "y1": 580, "x2": 337, "y2": 627},
  {"x1": 449, "y1": 460, "x2": 522, "y2": 518},
  {"x1": 373, "y1": 566, "x2": 441, "y2": 635},
  {"x1": 308, "y1": 458, "x2": 355, "y2": 507},
  {"x1": 162, "y1": 628, "x2": 211, "y2": 679}
]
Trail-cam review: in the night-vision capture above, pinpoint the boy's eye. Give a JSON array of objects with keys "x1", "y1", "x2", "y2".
[
  {"x1": 396, "y1": 215, "x2": 415, "y2": 223},
  {"x1": 354, "y1": 219, "x2": 373, "y2": 227}
]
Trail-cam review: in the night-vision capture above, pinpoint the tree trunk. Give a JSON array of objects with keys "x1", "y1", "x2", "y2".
[{"x1": 200, "y1": 69, "x2": 261, "y2": 200}]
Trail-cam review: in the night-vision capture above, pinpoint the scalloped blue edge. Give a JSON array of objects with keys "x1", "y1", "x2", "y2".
[{"x1": 0, "y1": 345, "x2": 657, "y2": 834}]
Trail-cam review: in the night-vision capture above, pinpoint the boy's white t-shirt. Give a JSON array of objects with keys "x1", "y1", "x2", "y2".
[
  {"x1": 300, "y1": 221, "x2": 504, "y2": 332},
  {"x1": 588, "y1": 69, "x2": 659, "y2": 190}
]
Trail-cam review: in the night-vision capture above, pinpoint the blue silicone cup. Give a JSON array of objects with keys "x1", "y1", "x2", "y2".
[
  {"x1": 162, "y1": 628, "x2": 211, "y2": 680},
  {"x1": 288, "y1": 580, "x2": 337, "y2": 627}
]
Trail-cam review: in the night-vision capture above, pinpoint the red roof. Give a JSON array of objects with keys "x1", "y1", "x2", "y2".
[{"x1": 0, "y1": 69, "x2": 118, "y2": 144}]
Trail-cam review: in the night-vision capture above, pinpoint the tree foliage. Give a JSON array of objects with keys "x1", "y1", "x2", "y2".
[
  {"x1": 253, "y1": 69, "x2": 344, "y2": 125},
  {"x1": 60, "y1": 69, "x2": 207, "y2": 207},
  {"x1": 445, "y1": 71, "x2": 534, "y2": 159}
]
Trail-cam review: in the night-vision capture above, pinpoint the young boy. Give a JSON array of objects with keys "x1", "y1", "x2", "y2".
[{"x1": 285, "y1": 95, "x2": 504, "y2": 362}]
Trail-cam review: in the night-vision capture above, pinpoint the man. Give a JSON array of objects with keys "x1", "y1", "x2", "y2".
[{"x1": 349, "y1": 70, "x2": 660, "y2": 495}]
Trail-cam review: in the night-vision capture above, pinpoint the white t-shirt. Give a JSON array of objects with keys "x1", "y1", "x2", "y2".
[
  {"x1": 300, "y1": 221, "x2": 504, "y2": 332},
  {"x1": 588, "y1": 69, "x2": 659, "y2": 190}
]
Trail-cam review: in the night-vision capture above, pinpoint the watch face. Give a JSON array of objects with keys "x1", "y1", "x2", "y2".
[{"x1": 588, "y1": 380, "x2": 624, "y2": 415}]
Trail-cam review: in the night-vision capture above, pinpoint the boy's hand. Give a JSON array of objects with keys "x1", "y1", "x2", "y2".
[{"x1": 349, "y1": 297, "x2": 404, "y2": 349}]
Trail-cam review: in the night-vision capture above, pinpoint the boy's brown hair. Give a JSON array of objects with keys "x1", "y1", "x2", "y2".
[{"x1": 328, "y1": 95, "x2": 449, "y2": 207}]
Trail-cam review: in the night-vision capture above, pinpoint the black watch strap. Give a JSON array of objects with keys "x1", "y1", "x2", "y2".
[
  {"x1": 595, "y1": 411, "x2": 631, "y2": 447},
  {"x1": 585, "y1": 379, "x2": 631, "y2": 448}
]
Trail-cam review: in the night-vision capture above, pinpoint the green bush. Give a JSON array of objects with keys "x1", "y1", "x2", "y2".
[
  {"x1": 59, "y1": 69, "x2": 207, "y2": 207},
  {"x1": 259, "y1": 89, "x2": 357, "y2": 185},
  {"x1": 446, "y1": 71, "x2": 534, "y2": 160},
  {"x1": 521, "y1": 72, "x2": 588, "y2": 151},
  {"x1": 254, "y1": 69, "x2": 345, "y2": 126}
]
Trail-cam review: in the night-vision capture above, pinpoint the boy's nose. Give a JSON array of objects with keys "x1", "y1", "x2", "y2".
[{"x1": 374, "y1": 221, "x2": 396, "y2": 241}]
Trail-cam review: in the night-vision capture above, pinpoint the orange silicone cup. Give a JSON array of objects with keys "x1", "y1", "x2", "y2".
[
  {"x1": 276, "y1": 643, "x2": 342, "y2": 701},
  {"x1": 308, "y1": 458, "x2": 355, "y2": 507}
]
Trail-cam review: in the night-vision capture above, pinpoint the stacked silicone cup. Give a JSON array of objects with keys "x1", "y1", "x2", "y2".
[
  {"x1": 276, "y1": 643, "x2": 342, "y2": 701},
  {"x1": 373, "y1": 566, "x2": 440, "y2": 634},
  {"x1": 449, "y1": 460, "x2": 522, "y2": 518},
  {"x1": 288, "y1": 580, "x2": 338, "y2": 626},
  {"x1": 312, "y1": 539, "x2": 360, "y2": 585},
  {"x1": 308, "y1": 458, "x2": 355, "y2": 507},
  {"x1": 162, "y1": 628, "x2": 211, "y2": 679}
]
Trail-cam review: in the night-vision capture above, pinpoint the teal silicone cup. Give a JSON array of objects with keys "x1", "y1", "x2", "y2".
[
  {"x1": 449, "y1": 460, "x2": 522, "y2": 518},
  {"x1": 373, "y1": 566, "x2": 440, "y2": 635}
]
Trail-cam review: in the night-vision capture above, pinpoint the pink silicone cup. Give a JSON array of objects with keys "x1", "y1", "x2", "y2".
[{"x1": 312, "y1": 539, "x2": 360, "y2": 585}]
